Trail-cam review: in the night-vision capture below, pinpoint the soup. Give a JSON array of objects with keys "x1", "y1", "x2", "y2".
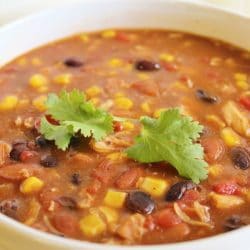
[{"x1": 0, "y1": 29, "x2": 249, "y2": 245}]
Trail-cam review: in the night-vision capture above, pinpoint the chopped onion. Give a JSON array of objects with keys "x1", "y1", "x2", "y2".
[{"x1": 193, "y1": 201, "x2": 210, "y2": 223}]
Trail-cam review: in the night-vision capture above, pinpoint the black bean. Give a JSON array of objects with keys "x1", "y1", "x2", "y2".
[
  {"x1": 224, "y1": 215, "x2": 245, "y2": 231},
  {"x1": 9, "y1": 141, "x2": 28, "y2": 161},
  {"x1": 64, "y1": 58, "x2": 83, "y2": 67},
  {"x1": 165, "y1": 181, "x2": 196, "y2": 202},
  {"x1": 231, "y1": 147, "x2": 250, "y2": 170},
  {"x1": 40, "y1": 155, "x2": 57, "y2": 168},
  {"x1": 135, "y1": 60, "x2": 161, "y2": 71},
  {"x1": 71, "y1": 173, "x2": 81, "y2": 185},
  {"x1": 126, "y1": 191, "x2": 155, "y2": 214},
  {"x1": 35, "y1": 136, "x2": 49, "y2": 148},
  {"x1": 0, "y1": 199, "x2": 19, "y2": 218},
  {"x1": 69, "y1": 136, "x2": 81, "y2": 147},
  {"x1": 196, "y1": 89, "x2": 218, "y2": 104},
  {"x1": 56, "y1": 196, "x2": 77, "y2": 209}
]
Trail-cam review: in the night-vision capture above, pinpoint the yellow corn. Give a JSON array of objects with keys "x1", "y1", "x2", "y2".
[
  {"x1": 0, "y1": 95, "x2": 18, "y2": 111},
  {"x1": 153, "y1": 108, "x2": 167, "y2": 118},
  {"x1": 114, "y1": 97, "x2": 133, "y2": 110},
  {"x1": 159, "y1": 53, "x2": 175, "y2": 62},
  {"x1": 99, "y1": 206, "x2": 119, "y2": 223},
  {"x1": 54, "y1": 73, "x2": 72, "y2": 85},
  {"x1": 122, "y1": 121, "x2": 134, "y2": 131},
  {"x1": 108, "y1": 58, "x2": 123, "y2": 68},
  {"x1": 236, "y1": 80, "x2": 248, "y2": 90},
  {"x1": 210, "y1": 192, "x2": 244, "y2": 209},
  {"x1": 89, "y1": 97, "x2": 100, "y2": 106},
  {"x1": 32, "y1": 95, "x2": 47, "y2": 112},
  {"x1": 234, "y1": 73, "x2": 247, "y2": 81},
  {"x1": 20, "y1": 176, "x2": 44, "y2": 194},
  {"x1": 103, "y1": 189, "x2": 127, "y2": 208},
  {"x1": 220, "y1": 127, "x2": 241, "y2": 147},
  {"x1": 138, "y1": 177, "x2": 169, "y2": 197},
  {"x1": 31, "y1": 58, "x2": 42, "y2": 66},
  {"x1": 101, "y1": 30, "x2": 116, "y2": 38},
  {"x1": 29, "y1": 74, "x2": 48, "y2": 88},
  {"x1": 80, "y1": 34, "x2": 89, "y2": 43},
  {"x1": 208, "y1": 164, "x2": 222, "y2": 177},
  {"x1": 85, "y1": 86, "x2": 102, "y2": 98},
  {"x1": 205, "y1": 114, "x2": 225, "y2": 128},
  {"x1": 141, "y1": 101, "x2": 151, "y2": 114},
  {"x1": 79, "y1": 213, "x2": 106, "y2": 237},
  {"x1": 17, "y1": 57, "x2": 27, "y2": 66},
  {"x1": 114, "y1": 92, "x2": 124, "y2": 98},
  {"x1": 106, "y1": 152, "x2": 126, "y2": 162},
  {"x1": 137, "y1": 73, "x2": 150, "y2": 80}
]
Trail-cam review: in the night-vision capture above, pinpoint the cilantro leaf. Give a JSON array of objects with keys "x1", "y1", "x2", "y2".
[
  {"x1": 40, "y1": 89, "x2": 113, "y2": 150},
  {"x1": 126, "y1": 109, "x2": 208, "y2": 183}
]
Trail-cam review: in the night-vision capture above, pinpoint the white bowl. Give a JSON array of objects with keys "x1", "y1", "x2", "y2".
[{"x1": 0, "y1": 0, "x2": 249, "y2": 249}]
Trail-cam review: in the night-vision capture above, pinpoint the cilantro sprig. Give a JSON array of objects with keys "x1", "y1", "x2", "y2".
[{"x1": 40, "y1": 90, "x2": 208, "y2": 183}]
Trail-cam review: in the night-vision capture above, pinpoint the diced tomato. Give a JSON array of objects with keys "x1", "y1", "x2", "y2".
[
  {"x1": 239, "y1": 96, "x2": 250, "y2": 111},
  {"x1": 86, "y1": 179, "x2": 101, "y2": 194},
  {"x1": 39, "y1": 189, "x2": 60, "y2": 211},
  {"x1": 52, "y1": 212, "x2": 78, "y2": 236},
  {"x1": 154, "y1": 208, "x2": 182, "y2": 228},
  {"x1": 181, "y1": 190, "x2": 200, "y2": 203},
  {"x1": 144, "y1": 215, "x2": 155, "y2": 230},
  {"x1": 113, "y1": 121, "x2": 123, "y2": 132},
  {"x1": 115, "y1": 168, "x2": 142, "y2": 189},
  {"x1": 45, "y1": 115, "x2": 59, "y2": 125},
  {"x1": 162, "y1": 62, "x2": 178, "y2": 72},
  {"x1": 213, "y1": 182, "x2": 239, "y2": 195},
  {"x1": 116, "y1": 32, "x2": 131, "y2": 42},
  {"x1": 201, "y1": 136, "x2": 225, "y2": 163},
  {"x1": 20, "y1": 150, "x2": 37, "y2": 162},
  {"x1": 131, "y1": 81, "x2": 158, "y2": 96}
]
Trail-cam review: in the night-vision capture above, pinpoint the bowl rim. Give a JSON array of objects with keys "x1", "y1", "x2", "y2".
[{"x1": 0, "y1": 0, "x2": 249, "y2": 249}]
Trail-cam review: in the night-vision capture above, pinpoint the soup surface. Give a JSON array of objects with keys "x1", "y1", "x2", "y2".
[{"x1": 0, "y1": 29, "x2": 250, "y2": 245}]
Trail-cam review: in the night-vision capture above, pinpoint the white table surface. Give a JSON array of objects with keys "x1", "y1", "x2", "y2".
[{"x1": 0, "y1": 0, "x2": 249, "y2": 26}]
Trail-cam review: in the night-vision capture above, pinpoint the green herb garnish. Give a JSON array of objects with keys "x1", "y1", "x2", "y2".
[{"x1": 40, "y1": 90, "x2": 208, "y2": 183}]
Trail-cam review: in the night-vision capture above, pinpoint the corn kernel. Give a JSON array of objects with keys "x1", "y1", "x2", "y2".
[
  {"x1": 103, "y1": 189, "x2": 127, "y2": 208},
  {"x1": 54, "y1": 73, "x2": 72, "y2": 85},
  {"x1": 17, "y1": 57, "x2": 27, "y2": 66},
  {"x1": 138, "y1": 177, "x2": 169, "y2": 197},
  {"x1": 137, "y1": 73, "x2": 150, "y2": 80},
  {"x1": 32, "y1": 95, "x2": 47, "y2": 112},
  {"x1": 0, "y1": 95, "x2": 18, "y2": 111},
  {"x1": 210, "y1": 192, "x2": 244, "y2": 209},
  {"x1": 236, "y1": 80, "x2": 248, "y2": 90},
  {"x1": 80, "y1": 34, "x2": 89, "y2": 43},
  {"x1": 153, "y1": 108, "x2": 167, "y2": 118},
  {"x1": 220, "y1": 127, "x2": 241, "y2": 147},
  {"x1": 89, "y1": 97, "x2": 100, "y2": 106},
  {"x1": 79, "y1": 213, "x2": 106, "y2": 237},
  {"x1": 31, "y1": 58, "x2": 42, "y2": 66},
  {"x1": 141, "y1": 102, "x2": 151, "y2": 114},
  {"x1": 159, "y1": 53, "x2": 175, "y2": 62},
  {"x1": 106, "y1": 152, "x2": 126, "y2": 162},
  {"x1": 114, "y1": 97, "x2": 133, "y2": 110},
  {"x1": 108, "y1": 58, "x2": 123, "y2": 68},
  {"x1": 99, "y1": 206, "x2": 119, "y2": 223},
  {"x1": 114, "y1": 92, "x2": 124, "y2": 98},
  {"x1": 234, "y1": 73, "x2": 247, "y2": 81},
  {"x1": 206, "y1": 115, "x2": 225, "y2": 128},
  {"x1": 122, "y1": 121, "x2": 134, "y2": 131},
  {"x1": 85, "y1": 86, "x2": 102, "y2": 98},
  {"x1": 20, "y1": 176, "x2": 44, "y2": 194},
  {"x1": 29, "y1": 74, "x2": 48, "y2": 88},
  {"x1": 101, "y1": 30, "x2": 116, "y2": 38},
  {"x1": 208, "y1": 164, "x2": 222, "y2": 177}
]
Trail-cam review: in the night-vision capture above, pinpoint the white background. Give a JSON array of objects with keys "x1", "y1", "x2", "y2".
[{"x1": 0, "y1": 0, "x2": 249, "y2": 25}]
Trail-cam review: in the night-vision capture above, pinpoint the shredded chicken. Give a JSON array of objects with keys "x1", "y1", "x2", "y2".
[
  {"x1": 0, "y1": 141, "x2": 11, "y2": 166},
  {"x1": 24, "y1": 198, "x2": 41, "y2": 226}
]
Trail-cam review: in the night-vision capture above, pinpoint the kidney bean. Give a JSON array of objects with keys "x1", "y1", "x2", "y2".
[
  {"x1": 165, "y1": 181, "x2": 196, "y2": 202},
  {"x1": 40, "y1": 155, "x2": 58, "y2": 168},
  {"x1": 56, "y1": 196, "x2": 77, "y2": 209},
  {"x1": 231, "y1": 147, "x2": 250, "y2": 170},
  {"x1": 135, "y1": 60, "x2": 161, "y2": 71},
  {"x1": 35, "y1": 136, "x2": 49, "y2": 148},
  {"x1": 224, "y1": 215, "x2": 245, "y2": 231},
  {"x1": 10, "y1": 141, "x2": 28, "y2": 161},
  {"x1": 201, "y1": 136, "x2": 225, "y2": 163},
  {"x1": 113, "y1": 121, "x2": 124, "y2": 132},
  {"x1": 155, "y1": 208, "x2": 182, "y2": 228},
  {"x1": 126, "y1": 191, "x2": 155, "y2": 214},
  {"x1": 196, "y1": 89, "x2": 218, "y2": 104},
  {"x1": 64, "y1": 58, "x2": 83, "y2": 67}
]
